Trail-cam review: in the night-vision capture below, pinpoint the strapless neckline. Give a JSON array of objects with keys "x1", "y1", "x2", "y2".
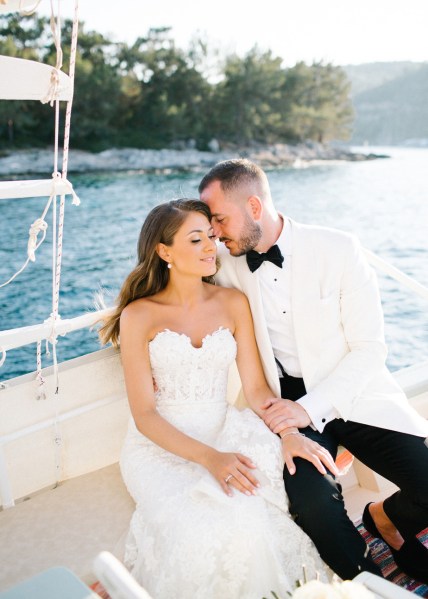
[{"x1": 149, "y1": 326, "x2": 233, "y2": 350}]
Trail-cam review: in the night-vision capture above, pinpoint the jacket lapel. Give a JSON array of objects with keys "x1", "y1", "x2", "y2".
[{"x1": 289, "y1": 220, "x2": 322, "y2": 389}]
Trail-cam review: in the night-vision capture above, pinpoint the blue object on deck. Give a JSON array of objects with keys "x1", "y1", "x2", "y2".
[{"x1": 0, "y1": 566, "x2": 96, "y2": 599}]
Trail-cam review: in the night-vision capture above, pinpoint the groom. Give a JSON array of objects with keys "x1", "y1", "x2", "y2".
[{"x1": 199, "y1": 158, "x2": 428, "y2": 581}]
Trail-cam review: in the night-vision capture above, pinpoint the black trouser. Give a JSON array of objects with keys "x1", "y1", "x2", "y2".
[{"x1": 279, "y1": 372, "x2": 428, "y2": 580}]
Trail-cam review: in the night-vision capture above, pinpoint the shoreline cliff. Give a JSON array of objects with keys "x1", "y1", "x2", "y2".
[{"x1": 0, "y1": 142, "x2": 387, "y2": 177}]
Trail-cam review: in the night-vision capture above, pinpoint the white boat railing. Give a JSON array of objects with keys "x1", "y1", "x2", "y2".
[
  {"x1": 0, "y1": 308, "x2": 112, "y2": 354},
  {"x1": 0, "y1": 250, "x2": 427, "y2": 360},
  {"x1": 363, "y1": 249, "x2": 428, "y2": 300}
]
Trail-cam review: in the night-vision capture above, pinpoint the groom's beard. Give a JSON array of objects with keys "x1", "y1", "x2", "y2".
[{"x1": 221, "y1": 214, "x2": 262, "y2": 257}]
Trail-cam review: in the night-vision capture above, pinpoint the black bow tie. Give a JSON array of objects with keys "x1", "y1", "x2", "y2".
[{"x1": 246, "y1": 244, "x2": 284, "y2": 272}]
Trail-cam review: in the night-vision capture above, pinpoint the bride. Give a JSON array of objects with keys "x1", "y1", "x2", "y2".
[{"x1": 99, "y1": 199, "x2": 334, "y2": 598}]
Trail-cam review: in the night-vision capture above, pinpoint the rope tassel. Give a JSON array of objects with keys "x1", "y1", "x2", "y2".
[
  {"x1": 27, "y1": 218, "x2": 48, "y2": 262},
  {"x1": 41, "y1": 68, "x2": 61, "y2": 106}
]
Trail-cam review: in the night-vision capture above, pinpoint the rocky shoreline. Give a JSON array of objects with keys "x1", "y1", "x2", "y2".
[{"x1": 0, "y1": 142, "x2": 387, "y2": 176}]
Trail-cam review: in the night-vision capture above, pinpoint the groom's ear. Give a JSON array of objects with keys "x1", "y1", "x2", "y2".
[{"x1": 247, "y1": 195, "x2": 263, "y2": 221}]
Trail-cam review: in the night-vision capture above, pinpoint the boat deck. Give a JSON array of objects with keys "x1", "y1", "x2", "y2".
[
  {"x1": 0, "y1": 353, "x2": 424, "y2": 592},
  {"x1": 0, "y1": 463, "x2": 134, "y2": 591},
  {"x1": 0, "y1": 461, "x2": 397, "y2": 592}
]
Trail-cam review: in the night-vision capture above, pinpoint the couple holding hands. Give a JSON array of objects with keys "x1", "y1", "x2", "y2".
[{"x1": 100, "y1": 159, "x2": 428, "y2": 598}]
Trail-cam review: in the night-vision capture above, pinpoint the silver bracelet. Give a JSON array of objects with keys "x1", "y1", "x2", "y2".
[{"x1": 280, "y1": 430, "x2": 306, "y2": 439}]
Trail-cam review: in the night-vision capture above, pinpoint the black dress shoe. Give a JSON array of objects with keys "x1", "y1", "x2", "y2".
[{"x1": 362, "y1": 503, "x2": 428, "y2": 583}]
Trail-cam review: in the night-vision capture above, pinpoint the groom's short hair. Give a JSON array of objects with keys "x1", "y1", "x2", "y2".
[{"x1": 198, "y1": 159, "x2": 268, "y2": 196}]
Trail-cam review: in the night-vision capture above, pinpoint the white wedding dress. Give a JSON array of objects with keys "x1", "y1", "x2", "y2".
[{"x1": 120, "y1": 327, "x2": 328, "y2": 598}]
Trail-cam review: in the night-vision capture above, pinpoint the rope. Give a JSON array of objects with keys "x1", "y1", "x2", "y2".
[
  {"x1": 46, "y1": 171, "x2": 61, "y2": 474},
  {"x1": 18, "y1": 0, "x2": 42, "y2": 15},
  {"x1": 48, "y1": 0, "x2": 64, "y2": 486},
  {"x1": 0, "y1": 0, "x2": 82, "y2": 496},
  {"x1": 1, "y1": 0, "x2": 81, "y2": 488},
  {"x1": 41, "y1": 0, "x2": 63, "y2": 106},
  {"x1": 53, "y1": 1, "x2": 80, "y2": 328},
  {"x1": 0, "y1": 193, "x2": 53, "y2": 288},
  {"x1": 0, "y1": 177, "x2": 80, "y2": 289},
  {"x1": 28, "y1": 218, "x2": 48, "y2": 261},
  {"x1": 48, "y1": 3, "x2": 62, "y2": 399},
  {"x1": 61, "y1": 0, "x2": 79, "y2": 180},
  {"x1": 46, "y1": 0, "x2": 80, "y2": 432},
  {"x1": 35, "y1": 341, "x2": 47, "y2": 400}
]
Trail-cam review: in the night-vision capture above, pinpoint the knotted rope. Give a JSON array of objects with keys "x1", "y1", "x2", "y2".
[
  {"x1": 41, "y1": 0, "x2": 63, "y2": 106},
  {"x1": 18, "y1": 0, "x2": 42, "y2": 16},
  {"x1": 0, "y1": 175, "x2": 79, "y2": 288}
]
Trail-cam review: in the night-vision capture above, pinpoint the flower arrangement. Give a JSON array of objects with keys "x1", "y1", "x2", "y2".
[
  {"x1": 263, "y1": 569, "x2": 375, "y2": 599},
  {"x1": 289, "y1": 579, "x2": 375, "y2": 598}
]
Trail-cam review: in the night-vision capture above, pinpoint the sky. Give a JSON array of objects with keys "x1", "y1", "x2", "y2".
[{"x1": 36, "y1": 0, "x2": 428, "y2": 67}]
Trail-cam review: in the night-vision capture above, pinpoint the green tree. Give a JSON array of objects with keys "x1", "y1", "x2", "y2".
[
  {"x1": 281, "y1": 62, "x2": 353, "y2": 142},
  {"x1": 66, "y1": 25, "x2": 124, "y2": 150},
  {"x1": 0, "y1": 14, "x2": 53, "y2": 146},
  {"x1": 116, "y1": 28, "x2": 212, "y2": 148},
  {"x1": 0, "y1": 14, "x2": 124, "y2": 150},
  {"x1": 212, "y1": 47, "x2": 286, "y2": 145},
  {"x1": 0, "y1": 14, "x2": 354, "y2": 150}
]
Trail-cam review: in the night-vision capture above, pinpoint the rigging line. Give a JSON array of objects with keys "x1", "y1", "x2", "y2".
[
  {"x1": 50, "y1": 0, "x2": 66, "y2": 487},
  {"x1": 61, "y1": 0, "x2": 79, "y2": 180},
  {"x1": 35, "y1": 341, "x2": 46, "y2": 400},
  {"x1": 0, "y1": 193, "x2": 54, "y2": 288},
  {"x1": 41, "y1": 0, "x2": 64, "y2": 106},
  {"x1": 18, "y1": 0, "x2": 42, "y2": 16},
  {"x1": 51, "y1": 192, "x2": 62, "y2": 485},
  {"x1": 54, "y1": 0, "x2": 79, "y2": 321}
]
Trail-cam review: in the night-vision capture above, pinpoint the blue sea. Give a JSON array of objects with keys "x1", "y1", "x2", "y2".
[{"x1": 1, "y1": 146, "x2": 427, "y2": 381}]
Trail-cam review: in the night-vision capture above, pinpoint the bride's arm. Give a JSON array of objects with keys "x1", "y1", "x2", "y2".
[
  {"x1": 231, "y1": 291, "x2": 338, "y2": 476},
  {"x1": 230, "y1": 292, "x2": 279, "y2": 416},
  {"x1": 119, "y1": 302, "x2": 259, "y2": 496}
]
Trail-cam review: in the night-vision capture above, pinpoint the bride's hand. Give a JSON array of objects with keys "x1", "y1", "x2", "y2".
[{"x1": 202, "y1": 450, "x2": 260, "y2": 497}]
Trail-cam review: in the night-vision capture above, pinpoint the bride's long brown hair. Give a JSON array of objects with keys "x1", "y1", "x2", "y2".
[{"x1": 99, "y1": 199, "x2": 216, "y2": 347}]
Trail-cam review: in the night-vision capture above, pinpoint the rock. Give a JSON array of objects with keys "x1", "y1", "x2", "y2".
[
  {"x1": 0, "y1": 144, "x2": 389, "y2": 176},
  {"x1": 207, "y1": 138, "x2": 220, "y2": 153}
]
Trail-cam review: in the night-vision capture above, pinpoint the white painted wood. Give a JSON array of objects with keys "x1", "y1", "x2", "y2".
[
  {"x1": 0, "y1": 178, "x2": 75, "y2": 201},
  {"x1": 0, "y1": 56, "x2": 72, "y2": 102},
  {"x1": 0, "y1": 348, "x2": 129, "y2": 507},
  {"x1": 0, "y1": 310, "x2": 112, "y2": 352}
]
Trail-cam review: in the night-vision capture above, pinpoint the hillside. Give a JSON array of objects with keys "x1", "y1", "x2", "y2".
[{"x1": 344, "y1": 62, "x2": 428, "y2": 145}]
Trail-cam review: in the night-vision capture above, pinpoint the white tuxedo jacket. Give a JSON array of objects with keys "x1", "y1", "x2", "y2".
[{"x1": 216, "y1": 218, "x2": 428, "y2": 437}]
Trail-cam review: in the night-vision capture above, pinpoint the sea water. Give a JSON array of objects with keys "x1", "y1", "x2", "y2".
[{"x1": 0, "y1": 146, "x2": 427, "y2": 380}]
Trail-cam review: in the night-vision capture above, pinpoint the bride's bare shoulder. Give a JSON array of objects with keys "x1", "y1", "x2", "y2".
[
  {"x1": 120, "y1": 297, "x2": 160, "y2": 331},
  {"x1": 207, "y1": 284, "x2": 248, "y2": 306}
]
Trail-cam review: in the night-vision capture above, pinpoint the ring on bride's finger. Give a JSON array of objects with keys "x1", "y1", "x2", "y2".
[{"x1": 224, "y1": 474, "x2": 233, "y2": 484}]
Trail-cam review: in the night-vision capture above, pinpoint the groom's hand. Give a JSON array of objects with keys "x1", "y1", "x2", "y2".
[
  {"x1": 281, "y1": 433, "x2": 339, "y2": 477},
  {"x1": 261, "y1": 398, "x2": 311, "y2": 431}
]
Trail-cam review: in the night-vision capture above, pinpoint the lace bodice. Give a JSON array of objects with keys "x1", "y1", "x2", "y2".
[{"x1": 149, "y1": 326, "x2": 236, "y2": 407}]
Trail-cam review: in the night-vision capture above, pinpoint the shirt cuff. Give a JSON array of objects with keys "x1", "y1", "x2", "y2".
[{"x1": 297, "y1": 391, "x2": 339, "y2": 432}]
